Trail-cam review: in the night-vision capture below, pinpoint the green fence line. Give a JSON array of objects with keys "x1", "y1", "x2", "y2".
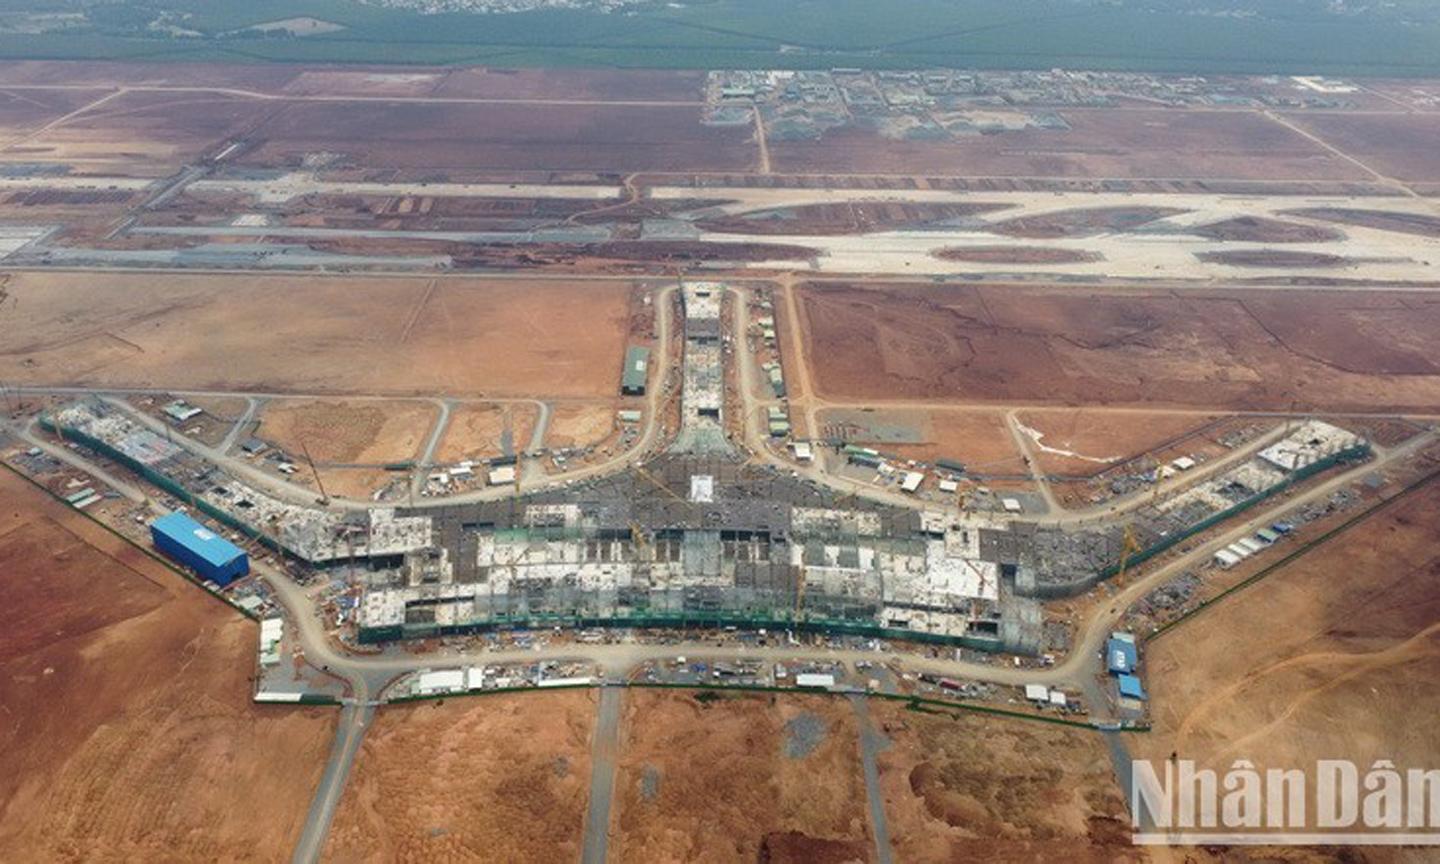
[
  {"x1": 1145, "y1": 464, "x2": 1440, "y2": 644},
  {"x1": 2, "y1": 460, "x2": 259, "y2": 622},
  {"x1": 386, "y1": 683, "x2": 593, "y2": 704},
  {"x1": 378, "y1": 676, "x2": 1139, "y2": 732},
  {"x1": 39, "y1": 416, "x2": 302, "y2": 562},
  {"x1": 1097, "y1": 443, "x2": 1372, "y2": 582},
  {"x1": 360, "y1": 612, "x2": 1004, "y2": 653}
]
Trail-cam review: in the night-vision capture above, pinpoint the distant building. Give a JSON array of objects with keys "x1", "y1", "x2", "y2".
[
  {"x1": 620, "y1": 345, "x2": 650, "y2": 395},
  {"x1": 163, "y1": 400, "x2": 202, "y2": 423},
  {"x1": 150, "y1": 511, "x2": 249, "y2": 585}
]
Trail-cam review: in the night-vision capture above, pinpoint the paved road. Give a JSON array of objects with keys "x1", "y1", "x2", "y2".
[
  {"x1": 1005, "y1": 409, "x2": 1059, "y2": 514},
  {"x1": 409, "y1": 398, "x2": 453, "y2": 500},
  {"x1": 529, "y1": 401, "x2": 552, "y2": 452},
  {"x1": 219, "y1": 396, "x2": 261, "y2": 453},
  {"x1": 11, "y1": 396, "x2": 1436, "y2": 863},
  {"x1": 580, "y1": 687, "x2": 624, "y2": 864},
  {"x1": 15, "y1": 278, "x2": 1439, "y2": 861},
  {"x1": 849, "y1": 695, "x2": 894, "y2": 864},
  {"x1": 27, "y1": 288, "x2": 676, "y2": 511},
  {"x1": 293, "y1": 700, "x2": 375, "y2": 864}
]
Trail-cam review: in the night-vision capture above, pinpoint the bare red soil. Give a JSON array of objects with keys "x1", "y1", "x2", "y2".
[
  {"x1": 241, "y1": 102, "x2": 756, "y2": 173},
  {"x1": 1282, "y1": 111, "x2": 1440, "y2": 182},
  {"x1": 1283, "y1": 207, "x2": 1440, "y2": 238},
  {"x1": 933, "y1": 246, "x2": 1100, "y2": 264},
  {"x1": 1189, "y1": 215, "x2": 1343, "y2": 243},
  {"x1": 771, "y1": 109, "x2": 1365, "y2": 180},
  {"x1": 797, "y1": 281, "x2": 1440, "y2": 412},
  {"x1": 699, "y1": 201, "x2": 1011, "y2": 235},
  {"x1": 0, "y1": 468, "x2": 334, "y2": 862},
  {"x1": 1197, "y1": 249, "x2": 1354, "y2": 267},
  {"x1": 987, "y1": 206, "x2": 1188, "y2": 238}
]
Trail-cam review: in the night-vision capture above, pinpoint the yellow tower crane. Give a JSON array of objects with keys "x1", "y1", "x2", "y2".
[{"x1": 1116, "y1": 523, "x2": 1144, "y2": 582}]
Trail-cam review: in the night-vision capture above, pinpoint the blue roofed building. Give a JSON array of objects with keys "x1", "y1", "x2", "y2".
[
  {"x1": 150, "y1": 511, "x2": 249, "y2": 586},
  {"x1": 1106, "y1": 633, "x2": 1138, "y2": 675},
  {"x1": 1117, "y1": 673, "x2": 1147, "y2": 701}
]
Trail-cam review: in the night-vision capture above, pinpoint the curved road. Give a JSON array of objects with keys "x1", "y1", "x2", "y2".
[
  {"x1": 25, "y1": 283, "x2": 676, "y2": 513},
  {"x1": 11, "y1": 277, "x2": 1437, "y2": 862}
]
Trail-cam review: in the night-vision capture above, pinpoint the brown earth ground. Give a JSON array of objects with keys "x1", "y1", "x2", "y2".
[
  {"x1": 934, "y1": 246, "x2": 1100, "y2": 264},
  {"x1": 0, "y1": 86, "x2": 117, "y2": 139},
  {"x1": 0, "y1": 63, "x2": 700, "y2": 102},
  {"x1": 699, "y1": 202, "x2": 1013, "y2": 235},
  {"x1": 1280, "y1": 111, "x2": 1440, "y2": 183},
  {"x1": 1282, "y1": 207, "x2": 1440, "y2": 238},
  {"x1": 435, "y1": 402, "x2": 539, "y2": 462},
  {"x1": 770, "y1": 109, "x2": 1363, "y2": 180},
  {"x1": 819, "y1": 407, "x2": 1023, "y2": 472},
  {"x1": 1189, "y1": 216, "x2": 1344, "y2": 243},
  {"x1": 873, "y1": 700, "x2": 1139, "y2": 863},
  {"x1": 987, "y1": 206, "x2": 1188, "y2": 238},
  {"x1": 796, "y1": 281, "x2": 1440, "y2": 413},
  {"x1": 610, "y1": 690, "x2": 872, "y2": 863},
  {"x1": 1197, "y1": 249, "x2": 1354, "y2": 268},
  {"x1": 182, "y1": 394, "x2": 250, "y2": 423},
  {"x1": 0, "y1": 467, "x2": 335, "y2": 861},
  {"x1": 258, "y1": 399, "x2": 435, "y2": 463},
  {"x1": 1125, "y1": 473, "x2": 1440, "y2": 863},
  {"x1": 255, "y1": 399, "x2": 436, "y2": 498},
  {"x1": 546, "y1": 404, "x2": 618, "y2": 450},
  {"x1": 323, "y1": 691, "x2": 595, "y2": 863},
  {"x1": 1014, "y1": 409, "x2": 1226, "y2": 475},
  {"x1": 0, "y1": 272, "x2": 630, "y2": 398},
  {"x1": 17, "y1": 90, "x2": 269, "y2": 174},
  {"x1": 241, "y1": 101, "x2": 756, "y2": 173}
]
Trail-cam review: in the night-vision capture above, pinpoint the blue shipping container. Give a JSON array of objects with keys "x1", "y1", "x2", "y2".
[{"x1": 150, "y1": 511, "x2": 249, "y2": 585}]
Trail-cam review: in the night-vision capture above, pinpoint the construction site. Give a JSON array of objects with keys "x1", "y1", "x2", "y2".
[
  {"x1": 35, "y1": 276, "x2": 1379, "y2": 664},
  {"x1": 3, "y1": 59, "x2": 1440, "y2": 864}
]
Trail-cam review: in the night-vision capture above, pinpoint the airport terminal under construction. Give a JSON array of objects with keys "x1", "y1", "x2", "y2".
[
  {"x1": 39, "y1": 279, "x2": 1374, "y2": 657},
  {"x1": 8, "y1": 60, "x2": 1440, "y2": 862}
]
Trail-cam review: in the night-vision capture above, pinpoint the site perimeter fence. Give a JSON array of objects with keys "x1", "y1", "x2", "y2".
[
  {"x1": 1094, "y1": 442, "x2": 1373, "y2": 582},
  {"x1": 42, "y1": 416, "x2": 299, "y2": 564},
  {"x1": 1144, "y1": 462, "x2": 1440, "y2": 644},
  {"x1": 385, "y1": 678, "x2": 1140, "y2": 732},
  {"x1": 359, "y1": 611, "x2": 1007, "y2": 652}
]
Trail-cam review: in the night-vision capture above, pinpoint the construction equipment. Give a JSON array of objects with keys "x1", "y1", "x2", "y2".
[
  {"x1": 1116, "y1": 523, "x2": 1144, "y2": 582},
  {"x1": 299, "y1": 440, "x2": 329, "y2": 506},
  {"x1": 1145, "y1": 455, "x2": 1165, "y2": 505},
  {"x1": 629, "y1": 519, "x2": 648, "y2": 552},
  {"x1": 636, "y1": 464, "x2": 695, "y2": 511}
]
